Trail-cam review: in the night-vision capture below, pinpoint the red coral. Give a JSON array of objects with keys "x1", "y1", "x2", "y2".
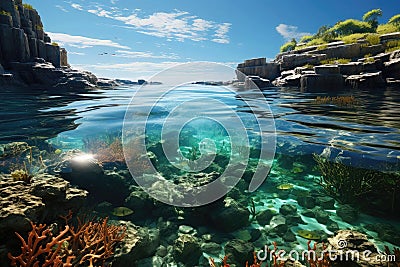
[{"x1": 307, "y1": 240, "x2": 330, "y2": 267}]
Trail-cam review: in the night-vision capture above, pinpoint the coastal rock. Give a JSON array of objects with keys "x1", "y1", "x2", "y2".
[
  {"x1": 0, "y1": 0, "x2": 102, "y2": 89},
  {"x1": 224, "y1": 239, "x2": 254, "y2": 266},
  {"x1": 314, "y1": 65, "x2": 340, "y2": 75},
  {"x1": 384, "y1": 57, "x2": 400, "y2": 79},
  {"x1": 237, "y1": 60, "x2": 280, "y2": 81},
  {"x1": 245, "y1": 75, "x2": 271, "y2": 89},
  {"x1": 300, "y1": 73, "x2": 344, "y2": 91},
  {"x1": 338, "y1": 62, "x2": 364, "y2": 75},
  {"x1": 279, "y1": 53, "x2": 327, "y2": 70},
  {"x1": 345, "y1": 71, "x2": 385, "y2": 89}
]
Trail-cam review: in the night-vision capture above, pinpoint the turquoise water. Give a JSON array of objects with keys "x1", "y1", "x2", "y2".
[{"x1": 1, "y1": 84, "x2": 399, "y2": 253}]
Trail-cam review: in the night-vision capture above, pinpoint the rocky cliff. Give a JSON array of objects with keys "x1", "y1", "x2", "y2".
[
  {"x1": 0, "y1": 0, "x2": 105, "y2": 89},
  {"x1": 237, "y1": 32, "x2": 400, "y2": 91}
]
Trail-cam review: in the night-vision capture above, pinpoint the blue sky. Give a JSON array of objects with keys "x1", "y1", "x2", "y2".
[{"x1": 29, "y1": 0, "x2": 399, "y2": 80}]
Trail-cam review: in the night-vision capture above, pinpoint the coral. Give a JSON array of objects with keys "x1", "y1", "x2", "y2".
[
  {"x1": 307, "y1": 240, "x2": 330, "y2": 267},
  {"x1": 61, "y1": 212, "x2": 126, "y2": 266},
  {"x1": 209, "y1": 255, "x2": 229, "y2": 267},
  {"x1": 8, "y1": 221, "x2": 74, "y2": 267},
  {"x1": 83, "y1": 134, "x2": 125, "y2": 164},
  {"x1": 10, "y1": 168, "x2": 33, "y2": 183},
  {"x1": 8, "y1": 213, "x2": 126, "y2": 267}
]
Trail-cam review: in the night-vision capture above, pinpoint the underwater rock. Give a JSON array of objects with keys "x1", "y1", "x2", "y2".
[
  {"x1": 201, "y1": 242, "x2": 221, "y2": 257},
  {"x1": 326, "y1": 220, "x2": 339, "y2": 232},
  {"x1": 134, "y1": 256, "x2": 164, "y2": 267},
  {"x1": 156, "y1": 245, "x2": 168, "y2": 257},
  {"x1": 326, "y1": 230, "x2": 387, "y2": 267},
  {"x1": 269, "y1": 215, "x2": 288, "y2": 235},
  {"x1": 173, "y1": 234, "x2": 201, "y2": 266},
  {"x1": 279, "y1": 203, "x2": 297, "y2": 216},
  {"x1": 315, "y1": 196, "x2": 335, "y2": 209},
  {"x1": 297, "y1": 195, "x2": 316, "y2": 209},
  {"x1": 124, "y1": 186, "x2": 155, "y2": 218},
  {"x1": 313, "y1": 207, "x2": 331, "y2": 224},
  {"x1": 256, "y1": 209, "x2": 276, "y2": 225},
  {"x1": 301, "y1": 209, "x2": 315, "y2": 218},
  {"x1": 224, "y1": 239, "x2": 254, "y2": 266},
  {"x1": 0, "y1": 173, "x2": 87, "y2": 264},
  {"x1": 283, "y1": 230, "x2": 297, "y2": 242},
  {"x1": 336, "y1": 204, "x2": 359, "y2": 223},
  {"x1": 178, "y1": 225, "x2": 195, "y2": 235},
  {"x1": 113, "y1": 221, "x2": 160, "y2": 265},
  {"x1": 365, "y1": 223, "x2": 400, "y2": 246},
  {"x1": 210, "y1": 197, "x2": 250, "y2": 232}
]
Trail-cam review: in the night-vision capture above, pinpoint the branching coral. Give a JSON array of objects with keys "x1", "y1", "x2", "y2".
[
  {"x1": 8, "y1": 221, "x2": 75, "y2": 267},
  {"x1": 307, "y1": 240, "x2": 330, "y2": 267},
  {"x1": 8, "y1": 213, "x2": 126, "y2": 267}
]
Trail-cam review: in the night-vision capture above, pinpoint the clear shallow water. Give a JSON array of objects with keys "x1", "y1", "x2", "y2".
[{"x1": 1, "y1": 84, "x2": 399, "y2": 250}]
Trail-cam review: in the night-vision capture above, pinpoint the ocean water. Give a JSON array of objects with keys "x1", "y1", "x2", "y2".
[{"x1": 1, "y1": 83, "x2": 399, "y2": 257}]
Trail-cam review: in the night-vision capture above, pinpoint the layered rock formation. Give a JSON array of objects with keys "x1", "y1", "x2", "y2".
[
  {"x1": 237, "y1": 32, "x2": 400, "y2": 90},
  {"x1": 0, "y1": 0, "x2": 107, "y2": 88}
]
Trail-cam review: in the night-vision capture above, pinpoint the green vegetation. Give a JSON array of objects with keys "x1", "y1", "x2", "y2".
[
  {"x1": 364, "y1": 53, "x2": 375, "y2": 63},
  {"x1": 362, "y1": 8, "x2": 382, "y2": 30},
  {"x1": 320, "y1": 58, "x2": 351, "y2": 65},
  {"x1": 280, "y1": 9, "x2": 400, "y2": 51},
  {"x1": 316, "y1": 44, "x2": 328, "y2": 50},
  {"x1": 330, "y1": 19, "x2": 373, "y2": 36},
  {"x1": 377, "y1": 23, "x2": 400, "y2": 34},
  {"x1": 385, "y1": 40, "x2": 400, "y2": 53},
  {"x1": 51, "y1": 42, "x2": 59, "y2": 46},
  {"x1": 388, "y1": 14, "x2": 400, "y2": 25},
  {"x1": 299, "y1": 35, "x2": 314, "y2": 43},
  {"x1": 0, "y1": 10, "x2": 11, "y2": 16},
  {"x1": 280, "y1": 38, "x2": 297, "y2": 52},
  {"x1": 365, "y1": 33, "x2": 380, "y2": 45},
  {"x1": 22, "y1": 3, "x2": 34, "y2": 10},
  {"x1": 340, "y1": 33, "x2": 366, "y2": 44}
]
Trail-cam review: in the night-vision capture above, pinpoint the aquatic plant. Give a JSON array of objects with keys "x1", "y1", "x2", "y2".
[
  {"x1": 313, "y1": 154, "x2": 376, "y2": 203},
  {"x1": 313, "y1": 154, "x2": 400, "y2": 214},
  {"x1": 10, "y1": 168, "x2": 33, "y2": 183},
  {"x1": 248, "y1": 198, "x2": 258, "y2": 223},
  {"x1": 9, "y1": 213, "x2": 126, "y2": 267},
  {"x1": 313, "y1": 95, "x2": 359, "y2": 107},
  {"x1": 0, "y1": 10, "x2": 11, "y2": 16}
]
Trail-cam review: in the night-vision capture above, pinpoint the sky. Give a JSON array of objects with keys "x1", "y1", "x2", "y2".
[{"x1": 28, "y1": 0, "x2": 399, "y2": 81}]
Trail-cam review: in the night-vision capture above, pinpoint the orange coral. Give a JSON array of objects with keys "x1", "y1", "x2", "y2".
[
  {"x1": 210, "y1": 255, "x2": 230, "y2": 267},
  {"x1": 9, "y1": 214, "x2": 126, "y2": 267},
  {"x1": 307, "y1": 240, "x2": 330, "y2": 267},
  {"x1": 8, "y1": 221, "x2": 75, "y2": 267}
]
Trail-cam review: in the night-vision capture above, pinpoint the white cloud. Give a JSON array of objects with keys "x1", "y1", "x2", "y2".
[
  {"x1": 71, "y1": 3, "x2": 83, "y2": 11},
  {"x1": 212, "y1": 23, "x2": 231, "y2": 44},
  {"x1": 114, "y1": 50, "x2": 180, "y2": 59},
  {"x1": 47, "y1": 32, "x2": 130, "y2": 49},
  {"x1": 55, "y1": 5, "x2": 68, "y2": 12},
  {"x1": 82, "y1": 6, "x2": 230, "y2": 43},
  {"x1": 68, "y1": 51, "x2": 86, "y2": 56},
  {"x1": 276, "y1": 24, "x2": 311, "y2": 41}
]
